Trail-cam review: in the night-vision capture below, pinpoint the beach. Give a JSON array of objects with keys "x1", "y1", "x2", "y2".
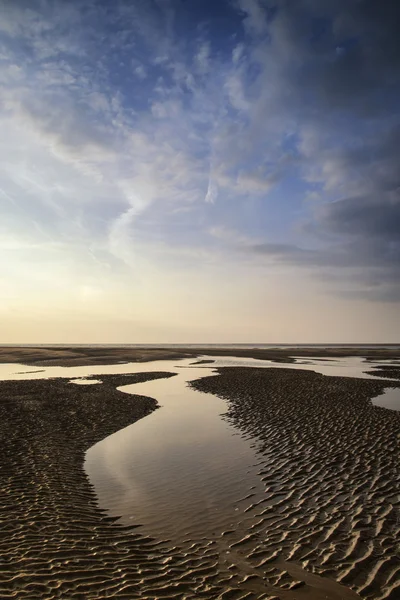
[
  {"x1": 1, "y1": 345, "x2": 400, "y2": 367},
  {"x1": 192, "y1": 367, "x2": 400, "y2": 600},
  {"x1": 0, "y1": 347, "x2": 399, "y2": 599}
]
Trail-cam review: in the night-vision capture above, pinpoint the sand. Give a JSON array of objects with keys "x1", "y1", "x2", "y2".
[
  {"x1": 1, "y1": 347, "x2": 399, "y2": 599},
  {"x1": 0, "y1": 346, "x2": 190, "y2": 367},
  {"x1": 1, "y1": 345, "x2": 400, "y2": 367},
  {"x1": 192, "y1": 368, "x2": 400, "y2": 600},
  {"x1": 365, "y1": 366, "x2": 400, "y2": 381}
]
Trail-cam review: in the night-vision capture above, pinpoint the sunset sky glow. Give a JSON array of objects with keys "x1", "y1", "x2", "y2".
[{"x1": 1, "y1": 0, "x2": 399, "y2": 343}]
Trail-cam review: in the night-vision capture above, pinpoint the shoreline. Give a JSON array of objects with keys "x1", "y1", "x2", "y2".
[
  {"x1": 1, "y1": 345, "x2": 400, "y2": 367},
  {"x1": 1, "y1": 351, "x2": 400, "y2": 598},
  {"x1": 192, "y1": 368, "x2": 400, "y2": 599},
  {"x1": 0, "y1": 372, "x2": 183, "y2": 599}
]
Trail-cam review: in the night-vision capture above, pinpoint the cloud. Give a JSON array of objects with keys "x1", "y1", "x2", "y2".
[
  {"x1": 220, "y1": 0, "x2": 399, "y2": 301},
  {"x1": 134, "y1": 64, "x2": 147, "y2": 79},
  {"x1": 236, "y1": 169, "x2": 281, "y2": 193},
  {"x1": 0, "y1": 0, "x2": 399, "y2": 344},
  {"x1": 236, "y1": 0, "x2": 269, "y2": 36},
  {"x1": 205, "y1": 180, "x2": 217, "y2": 204},
  {"x1": 247, "y1": 193, "x2": 400, "y2": 301},
  {"x1": 0, "y1": 1, "x2": 218, "y2": 269},
  {"x1": 320, "y1": 195, "x2": 400, "y2": 240},
  {"x1": 195, "y1": 41, "x2": 211, "y2": 74}
]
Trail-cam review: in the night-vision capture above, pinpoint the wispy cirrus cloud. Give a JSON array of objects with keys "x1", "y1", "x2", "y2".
[{"x1": 0, "y1": 0, "x2": 399, "y2": 341}]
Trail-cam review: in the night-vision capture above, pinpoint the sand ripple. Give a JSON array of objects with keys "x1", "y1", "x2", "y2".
[
  {"x1": 192, "y1": 368, "x2": 400, "y2": 600},
  {"x1": 1, "y1": 366, "x2": 399, "y2": 599}
]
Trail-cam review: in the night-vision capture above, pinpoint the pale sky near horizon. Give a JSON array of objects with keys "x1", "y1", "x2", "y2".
[{"x1": 0, "y1": 0, "x2": 399, "y2": 343}]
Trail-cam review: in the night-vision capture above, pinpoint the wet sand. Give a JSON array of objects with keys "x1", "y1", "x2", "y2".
[
  {"x1": 192, "y1": 368, "x2": 400, "y2": 600},
  {"x1": 0, "y1": 346, "x2": 191, "y2": 367},
  {"x1": 366, "y1": 366, "x2": 400, "y2": 381},
  {"x1": 1, "y1": 348, "x2": 400, "y2": 599},
  {"x1": 1, "y1": 345, "x2": 400, "y2": 367},
  {"x1": 0, "y1": 372, "x2": 181, "y2": 599}
]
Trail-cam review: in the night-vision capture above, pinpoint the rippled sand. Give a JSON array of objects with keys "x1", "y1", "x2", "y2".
[
  {"x1": 192, "y1": 368, "x2": 400, "y2": 600},
  {"x1": 367, "y1": 366, "x2": 400, "y2": 381},
  {"x1": 1, "y1": 362, "x2": 399, "y2": 599}
]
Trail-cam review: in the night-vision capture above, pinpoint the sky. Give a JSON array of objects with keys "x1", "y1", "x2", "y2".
[{"x1": 0, "y1": 0, "x2": 399, "y2": 344}]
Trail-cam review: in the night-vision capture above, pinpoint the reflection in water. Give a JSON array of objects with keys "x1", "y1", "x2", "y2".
[
  {"x1": 0, "y1": 353, "x2": 398, "y2": 382},
  {"x1": 372, "y1": 388, "x2": 400, "y2": 411},
  {"x1": 84, "y1": 356, "x2": 400, "y2": 545},
  {"x1": 208, "y1": 355, "x2": 400, "y2": 381},
  {"x1": 0, "y1": 354, "x2": 398, "y2": 544},
  {"x1": 1, "y1": 353, "x2": 398, "y2": 598},
  {"x1": 85, "y1": 361, "x2": 265, "y2": 543},
  {"x1": 70, "y1": 379, "x2": 102, "y2": 385}
]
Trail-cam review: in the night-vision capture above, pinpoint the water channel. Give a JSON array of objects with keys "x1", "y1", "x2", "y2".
[{"x1": 0, "y1": 354, "x2": 398, "y2": 546}]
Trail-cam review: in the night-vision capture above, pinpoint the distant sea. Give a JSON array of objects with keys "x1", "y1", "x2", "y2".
[{"x1": 2, "y1": 343, "x2": 400, "y2": 350}]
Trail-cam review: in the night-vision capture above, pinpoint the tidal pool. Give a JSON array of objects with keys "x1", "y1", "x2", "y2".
[
  {"x1": 84, "y1": 355, "x2": 400, "y2": 546},
  {"x1": 0, "y1": 354, "x2": 398, "y2": 545},
  {"x1": 84, "y1": 359, "x2": 266, "y2": 544},
  {"x1": 372, "y1": 387, "x2": 400, "y2": 411}
]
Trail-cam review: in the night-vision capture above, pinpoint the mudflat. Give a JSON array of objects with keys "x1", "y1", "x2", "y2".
[
  {"x1": 1, "y1": 347, "x2": 399, "y2": 599},
  {"x1": 0, "y1": 344, "x2": 400, "y2": 366},
  {"x1": 192, "y1": 367, "x2": 400, "y2": 600},
  {"x1": 0, "y1": 346, "x2": 190, "y2": 366}
]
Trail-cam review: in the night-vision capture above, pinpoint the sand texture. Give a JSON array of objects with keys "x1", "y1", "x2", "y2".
[
  {"x1": 1, "y1": 370, "x2": 333, "y2": 600},
  {"x1": 0, "y1": 346, "x2": 190, "y2": 367},
  {"x1": 192, "y1": 368, "x2": 400, "y2": 600},
  {"x1": 1, "y1": 356, "x2": 400, "y2": 599}
]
